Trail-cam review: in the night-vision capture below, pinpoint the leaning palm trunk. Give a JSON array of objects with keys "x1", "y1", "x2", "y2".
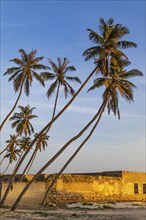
[
  {"x1": 0, "y1": 76, "x2": 26, "y2": 131},
  {"x1": 0, "y1": 157, "x2": 5, "y2": 166},
  {"x1": 10, "y1": 98, "x2": 106, "y2": 211},
  {"x1": 22, "y1": 83, "x2": 60, "y2": 177},
  {"x1": 3, "y1": 163, "x2": 10, "y2": 174},
  {"x1": 0, "y1": 67, "x2": 97, "y2": 207},
  {"x1": 13, "y1": 152, "x2": 23, "y2": 174},
  {"x1": 41, "y1": 101, "x2": 106, "y2": 205},
  {"x1": 0, "y1": 148, "x2": 8, "y2": 156},
  {"x1": 51, "y1": 82, "x2": 60, "y2": 120},
  {"x1": 25, "y1": 150, "x2": 37, "y2": 175}
]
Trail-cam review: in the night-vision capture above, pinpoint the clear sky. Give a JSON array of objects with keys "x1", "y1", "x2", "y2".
[{"x1": 0, "y1": 0, "x2": 145, "y2": 174}]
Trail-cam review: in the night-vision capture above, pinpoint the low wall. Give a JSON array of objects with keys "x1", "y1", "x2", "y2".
[
  {"x1": 1, "y1": 172, "x2": 145, "y2": 206},
  {"x1": 1, "y1": 182, "x2": 46, "y2": 206}
]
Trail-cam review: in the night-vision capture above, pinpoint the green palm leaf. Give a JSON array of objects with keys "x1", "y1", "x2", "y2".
[
  {"x1": 47, "y1": 80, "x2": 58, "y2": 99},
  {"x1": 40, "y1": 72, "x2": 56, "y2": 80},
  {"x1": 119, "y1": 69, "x2": 143, "y2": 78},
  {"x1": 66, "y1": 76, "x2": 81, "y2": 84}
]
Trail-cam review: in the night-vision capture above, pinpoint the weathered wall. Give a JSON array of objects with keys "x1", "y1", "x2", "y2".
[
  {"x1": 1, "y1": 182, "x2": 46, "y2": 206},
  {"x1": 1, "y1": 171, "x2": 146, "y2": 206},
  {"x1": 45, "y1": 174, "x2": 122, "y2": 203},
  {"x1": 121, "y1": 171, "x2": 146, "y2": 201}
]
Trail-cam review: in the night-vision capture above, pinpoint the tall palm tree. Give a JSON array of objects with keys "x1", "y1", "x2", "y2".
[
  {"x1": 9, "y1": 105, "x2": 38, "y2": 136},
  {"x1": 1, "y1": 18, "x2": 137, "y2": 207},
  {"x1": 0, "y1": 49, "x2": 48, "y2": 131}
]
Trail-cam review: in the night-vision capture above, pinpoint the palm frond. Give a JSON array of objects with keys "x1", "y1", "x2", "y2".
[
  {"x1": 40, "y1": 72, "x2": 55, "y2": 80},
  {"x1": 66, "y1": 76, "x2": 81, "y2": 84},
  {"x1": 48, "y1": 59, "x2": 59, "y2": 73},
  {"x1": 30, "y1": 64, "x2": 49, "y2": 70},
  {"x1": 3, "y1": 67, "x2": 21, "y2": 76},
  {"x1": 57, "y1": 57, "x2": 62, "y2": 68},
  {"x1": 46, "y1": 80, "x2": 58, "y2": 99},
  {"x1": 32, "y1": 70, "x2": 45, "y2": 86},
  {"x1": 117, "y1": 41, "x2": 137, "y2": 49},
  {"x1": 33, "y1": 56, "x2": 45, "y2": 63},
  {"x1": 24, "y1": 78, "x2": 30, "y2": 96},
  {"x1": 9, "y1": 58, "x2": 25, "y2": 67},
  {"x1": 87, "y1": 28, "x2": 104, "y2": 45},
  {"x1": 107, "y1": 18, "x2": 114, "y2": 26},
  {"x1": 112, "y1": 48, "x2": 128, "y2": 60},
  {"x1": 119, "y1": 69, "x2": 143, "y2": 78},
  {"x1": 64, "y1": 66, "x2": 76, "y2": 73},
  {"x1": 62, "y1": 58, "x2": 69, "y2": 70},
  {"x1": 63, "y1": 84, "x2": 69, "y2": 98},
  {"x1": 8, "y1": 70, "x2": 22, "y2": 82},
  {"x1": 83, "y1": 46, "x2": 101, "y2": 61},
  {"x1": 65, "y1": 82, "x2": 75, "y2": 97},
  {"x1": 19, "y1": 49, "x2": 27, "y2": 62},
  {"x1": 13, "y1": 73, "x2": 24, "y2": 92}
]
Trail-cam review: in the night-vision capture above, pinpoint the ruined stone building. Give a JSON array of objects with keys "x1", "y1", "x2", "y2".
[{"x1": 0, "y1": 170, "x2": 146, "y2": 206}]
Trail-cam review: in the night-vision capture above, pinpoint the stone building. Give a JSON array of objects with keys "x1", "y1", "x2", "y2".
[{"x1": 0, "y1": 170, "x2": 146, "y2": 206}]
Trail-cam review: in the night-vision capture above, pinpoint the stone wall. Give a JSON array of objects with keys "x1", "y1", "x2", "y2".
[{"x1": 45, "y1": 174, "x2": 122, "y2": 204}]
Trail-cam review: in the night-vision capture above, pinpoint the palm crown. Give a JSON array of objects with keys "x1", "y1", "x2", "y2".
[
  {"x1": 83, "y1": 18, "x2": 137, "y2": 76},
  {"x1": 9, "y1": 105, "x2": 38, "y2": 136},
  {"x1": 41, "y1": 57, "x2": 81, "y2": 99},
  {"x1": 17, "y1": 136, "x2": 32, "y2": 152},
  {"x1": 4, "y1": 135, "x2": 20, "y2": 164},
  {"x1": 34, "y1": 133, "x2": 49, "y2": 152},
  {"x1": 88, "y1": 58, "x2": 143, "y2": 119},
  {"x1": 3, "y1": 49, "x2": 48, "y2": 96}
]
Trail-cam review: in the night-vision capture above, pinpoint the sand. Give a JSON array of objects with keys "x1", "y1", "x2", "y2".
[{"x1": 0, "y1": 202, "x2": 146, "y2": 220}]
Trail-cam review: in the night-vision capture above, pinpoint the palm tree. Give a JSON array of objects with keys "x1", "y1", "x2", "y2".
[
  {"x1": 0, "y1": 49, "x2": 48, "y2": 131},
  {"x1": 1, "y1": 135, "x2": 20, "y2": 174},
  {"x1": 41, "y1": 57, "x2": 81, "y2": 119},
  {"x1": 0, "y1": 135, "x2": 18, "y2": 165},
  {"x1": 1, "y1": 18, "x2": 137, "y2": 208},
  {"x1": 9, "y1": 105, "x2": 38, "y2": 136}
]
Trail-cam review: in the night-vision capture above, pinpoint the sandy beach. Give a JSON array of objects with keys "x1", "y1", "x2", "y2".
[{"x1": 0, "y1": 202, "x2": 146, "y2": 220}]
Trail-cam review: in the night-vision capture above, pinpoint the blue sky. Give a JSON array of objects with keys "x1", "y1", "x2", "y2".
[{"x1": 0, "y1": 0, "x2": 145, "y2": 174}]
